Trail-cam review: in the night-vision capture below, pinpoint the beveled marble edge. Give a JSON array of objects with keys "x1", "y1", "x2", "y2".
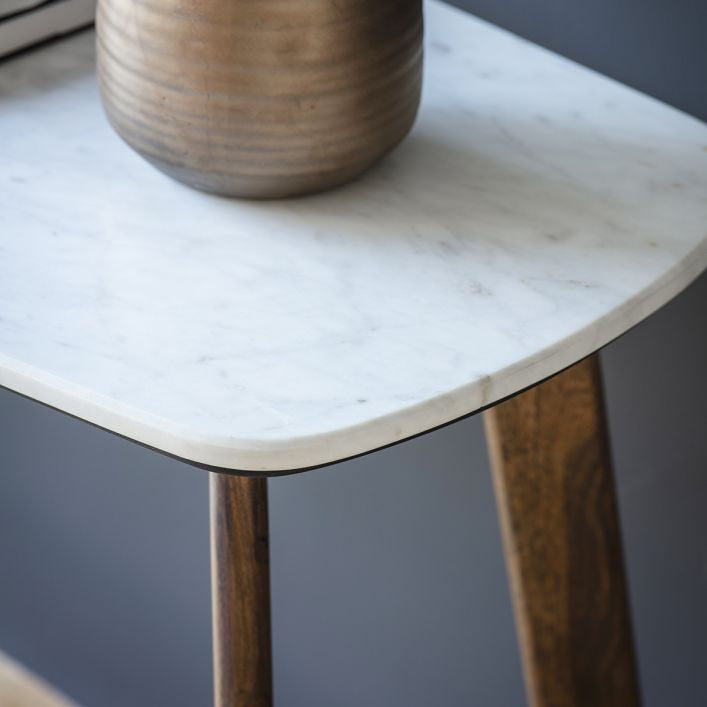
[{"x1": 1, "y1": 241, "x2": 704, "y2": 474}]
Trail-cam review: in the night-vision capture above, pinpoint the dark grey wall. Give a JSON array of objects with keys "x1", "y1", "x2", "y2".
[{"x1": 1, "y1": 2, "x2": 705, "y2": 706}]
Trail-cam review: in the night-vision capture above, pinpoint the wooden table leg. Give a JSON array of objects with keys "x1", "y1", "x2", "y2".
[
  {"x1": 210, "y1": 473, "x2": 273, "y2": 707},
  {"x1": 483, "y1": 354, "x2": 641, "y2": 707}
]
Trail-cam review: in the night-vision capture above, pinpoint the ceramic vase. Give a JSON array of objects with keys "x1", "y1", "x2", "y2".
[{"x1": 96, "y1": 0, "x2": 423, "y2": 198}]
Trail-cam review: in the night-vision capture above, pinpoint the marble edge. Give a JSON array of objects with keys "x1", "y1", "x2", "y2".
[{"x1": 1, "y1": 240, "x2": 704, "y2": 474}]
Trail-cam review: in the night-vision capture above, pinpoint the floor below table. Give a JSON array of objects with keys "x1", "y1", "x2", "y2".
[{"x1": 0, "y1": 650, "x2": 77, "y2": 707}]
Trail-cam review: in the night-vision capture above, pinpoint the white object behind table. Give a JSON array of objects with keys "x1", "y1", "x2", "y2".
[
  {"x1": 1, "y1": 0, "x2": 47, "y2": 18},
  {"x1": 0, "y1": 0, "x2": 94, "y2": 58}
]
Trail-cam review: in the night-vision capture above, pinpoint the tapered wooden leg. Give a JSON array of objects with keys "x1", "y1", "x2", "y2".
[
  {"x1": 210, "y1": 474, "x2": 273, "y2": 707},
  {"x1": 483, "y1": 355, "x2": 640, "y2": 707}
]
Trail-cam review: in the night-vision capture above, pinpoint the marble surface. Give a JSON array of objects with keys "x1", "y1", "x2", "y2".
[{"x1": 0, "y1": 1, "x2": 705, "y2": 472}]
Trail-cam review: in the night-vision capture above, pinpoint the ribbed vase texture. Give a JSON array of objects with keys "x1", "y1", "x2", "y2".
[{"x1": 96, "y1": 0, "x2": 423, "y2": 198}]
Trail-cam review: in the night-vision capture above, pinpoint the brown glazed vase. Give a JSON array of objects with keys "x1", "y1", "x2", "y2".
[{"x1": 96, "y1": 0, "x2": 423, "y2": 199}]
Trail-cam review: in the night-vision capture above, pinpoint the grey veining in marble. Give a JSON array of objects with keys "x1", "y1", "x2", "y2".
[{"x1": 1, "y1": 1, "x2": 706, "y2": 471}]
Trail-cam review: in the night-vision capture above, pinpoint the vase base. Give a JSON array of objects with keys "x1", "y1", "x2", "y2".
[{"x1": 136, "y1": 136, "x2": 411, "y2": 200}]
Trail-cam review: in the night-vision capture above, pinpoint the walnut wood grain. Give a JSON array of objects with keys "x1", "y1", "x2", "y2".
[
  {"x1": 484, "y1": 355, "x2": 641, "y2": 707},
  {"x1": 96, "y1": 0, "x2": 423, "y2": 198},
  {"x1": 210, "y1": 474, "x2": 272, "y2": 707}
]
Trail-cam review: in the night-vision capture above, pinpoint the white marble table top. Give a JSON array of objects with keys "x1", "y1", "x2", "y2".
[{"x1": 1, "y1": 1, "x2": 705, "y2": 473}]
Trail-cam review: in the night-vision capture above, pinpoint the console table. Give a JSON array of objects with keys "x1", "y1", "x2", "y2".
[{"x1": 1, "y1": 2, "x2": 706, "y2": 705}]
